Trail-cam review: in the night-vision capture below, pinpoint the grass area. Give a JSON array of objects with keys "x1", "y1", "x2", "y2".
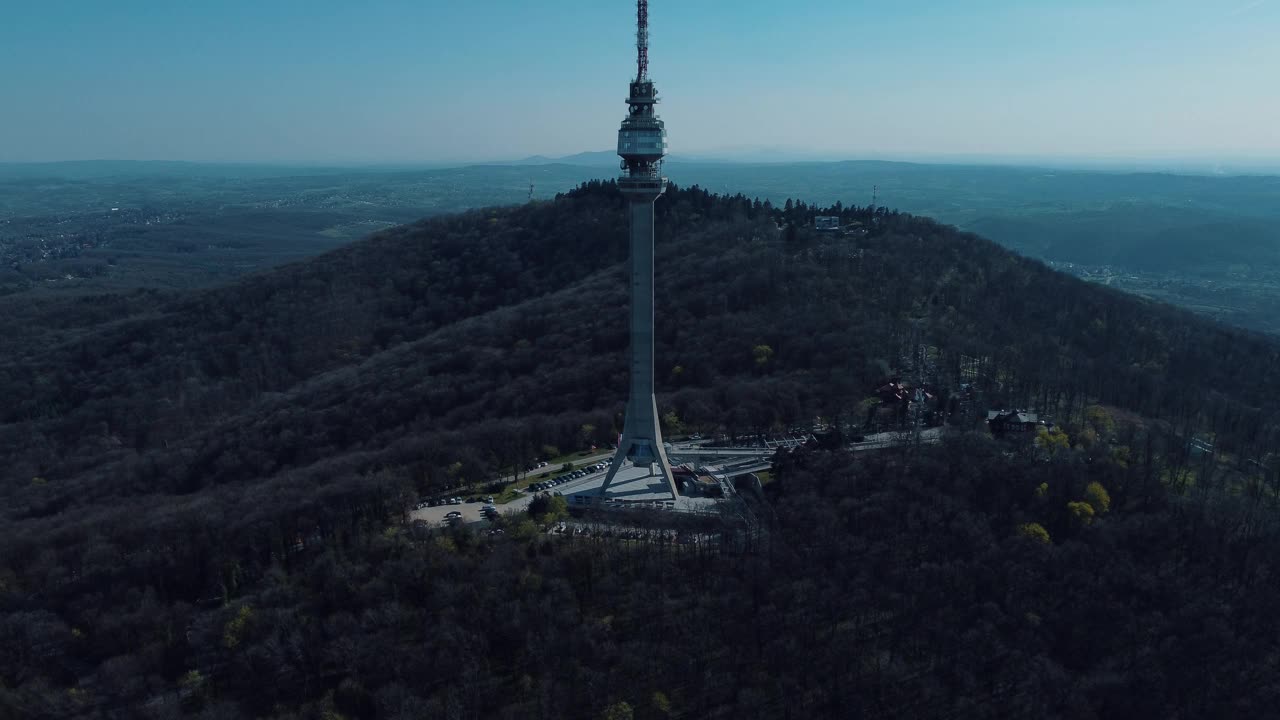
[
  {"x1": 756, "y1": 470, "x2": 775, "y2": 486},
  {"x1": 501, "y1": 449, "x2": 609, "y2": 483},
  {"x1": 494, "y1": 487, "x2": 525, "y2": 505},
  {"x1": 545, "y1": 448, "x2": 610, "y2": 468}
]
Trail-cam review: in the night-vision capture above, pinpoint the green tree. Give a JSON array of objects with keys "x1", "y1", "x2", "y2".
[
  {"x1": 1084, "y1": 481, "x2": 1111, "y2": 513},
  {"x1": 1078, "y1": 426, "x2": 1099, "y2": 449},
  {"x1": 528, "y1": 493, "x2": 568, "y2": 523},
  {"x1": 179, "y1": 669, "x2": 205, "y2": 695},
  {"x1": 856, "y1": 397, "x2": 881, "y2": 428},
  {"x1": 1109, "y1": 445, "x2": 1132, "y2": 468},
  {"x1": 222, "y1": 605, "x2": 254, "y2": 649},
  {"x1": 1035, "y1": 426, "x2": 1070, "y2": 456},
  {"x1": 1084, "y1": 405, "x2": 1116, "y2": 438},
  {"x1": 1016, "y1": 522, "x2": 1051, "y2": 544},
  {"x1": 602, "y1": 701, "x2": 634, "y2": 720},
  {"x1": 752, "y1": 344, "x2": 774, "y2": 369},
  {"x1": 1068, "y1": 501, "x2": 1095, "y2": 526}
]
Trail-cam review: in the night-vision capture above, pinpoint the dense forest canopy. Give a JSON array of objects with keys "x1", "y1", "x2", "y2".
[{"x1": 4, "y1": 182, "x2": 1280, "y2": 717}]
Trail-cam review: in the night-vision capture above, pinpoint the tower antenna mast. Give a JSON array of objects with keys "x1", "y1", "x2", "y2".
[{"x1": 636, "y1": 0, "x2": 649, "y2": 81}]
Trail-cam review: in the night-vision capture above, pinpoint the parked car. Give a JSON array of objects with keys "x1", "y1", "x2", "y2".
[{"x1": 445, "y1": 511, "x2": 462, "y2": 519}]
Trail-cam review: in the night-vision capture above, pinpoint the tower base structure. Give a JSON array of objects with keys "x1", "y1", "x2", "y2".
[
  {"x1": 599, "y1": 179, "x2": 678, "y2": 499},
  {"x1": 601, "y1": 396, "x2": 677, "y2": 499}
]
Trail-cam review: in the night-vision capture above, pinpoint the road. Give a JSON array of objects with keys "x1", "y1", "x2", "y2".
[{"x1": 669, "y1": 447, "x2": 777, "y2": 458}]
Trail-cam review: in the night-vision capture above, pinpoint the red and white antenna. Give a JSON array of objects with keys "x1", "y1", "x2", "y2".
[{"x1": 636, "y1": 0, "x2": 649, "y2": 81}]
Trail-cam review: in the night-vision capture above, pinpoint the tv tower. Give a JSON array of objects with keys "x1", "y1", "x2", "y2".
[{"x1": 600, "y1": 0, "x2": 677, "y2": 499}]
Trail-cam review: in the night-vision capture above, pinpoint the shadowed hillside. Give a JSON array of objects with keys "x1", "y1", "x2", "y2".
[{"x1": 4, "y1": 184, "x2": 1280, "y2": 717}]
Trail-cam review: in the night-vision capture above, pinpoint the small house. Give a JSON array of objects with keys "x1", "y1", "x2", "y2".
[{"x1": 987, "y1": 410, "x2": 1041, "y2": 435}]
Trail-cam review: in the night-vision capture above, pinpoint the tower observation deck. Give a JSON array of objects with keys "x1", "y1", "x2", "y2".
[{"x1": 600, "y1": 0, "x2": 678, "y2": 500}]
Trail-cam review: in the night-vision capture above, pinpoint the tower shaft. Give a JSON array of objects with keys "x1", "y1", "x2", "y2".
[
  {"x1": 601, "y1": 187, "x2": 676, "y2": 497},
  {"x1": 627, "y1": 198, "x2": 658, "y2": 408}
]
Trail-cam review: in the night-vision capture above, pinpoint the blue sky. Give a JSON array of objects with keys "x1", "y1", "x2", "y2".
[{"x1": 1, "y1": 0, "x2": 1277, "y2": 164}]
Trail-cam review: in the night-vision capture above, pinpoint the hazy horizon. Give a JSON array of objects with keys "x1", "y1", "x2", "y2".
[
  {"x1": 5, "y1": 152, "x2": 1279, "y2": 178},
  {"x1": 3, "y1": 1, "x2": 1278, "y2": 166}
]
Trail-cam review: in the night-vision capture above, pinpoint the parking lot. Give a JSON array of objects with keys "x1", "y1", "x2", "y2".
[
  {"x1": 409, "y1": 460, "x2": 614, "y2": 528},
  {"x1": 522, "y1": 460, "x2": 609, "y2": 494},
  {"x1": 411, "y1": 499, "x2": 515, "y2": 527}
]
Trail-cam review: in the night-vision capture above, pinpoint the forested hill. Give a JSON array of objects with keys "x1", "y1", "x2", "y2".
[
  {"x1": 6, "y1": 182, "x2": 1280, "y2": 716},
  {"x1": 5, "y1": 181, "x2": 1280, "y2": 498}
]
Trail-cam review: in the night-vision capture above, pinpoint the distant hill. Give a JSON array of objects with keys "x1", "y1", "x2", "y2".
[{"x1": 510, "y1": 150, "x2": 619, "y2": 166}]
